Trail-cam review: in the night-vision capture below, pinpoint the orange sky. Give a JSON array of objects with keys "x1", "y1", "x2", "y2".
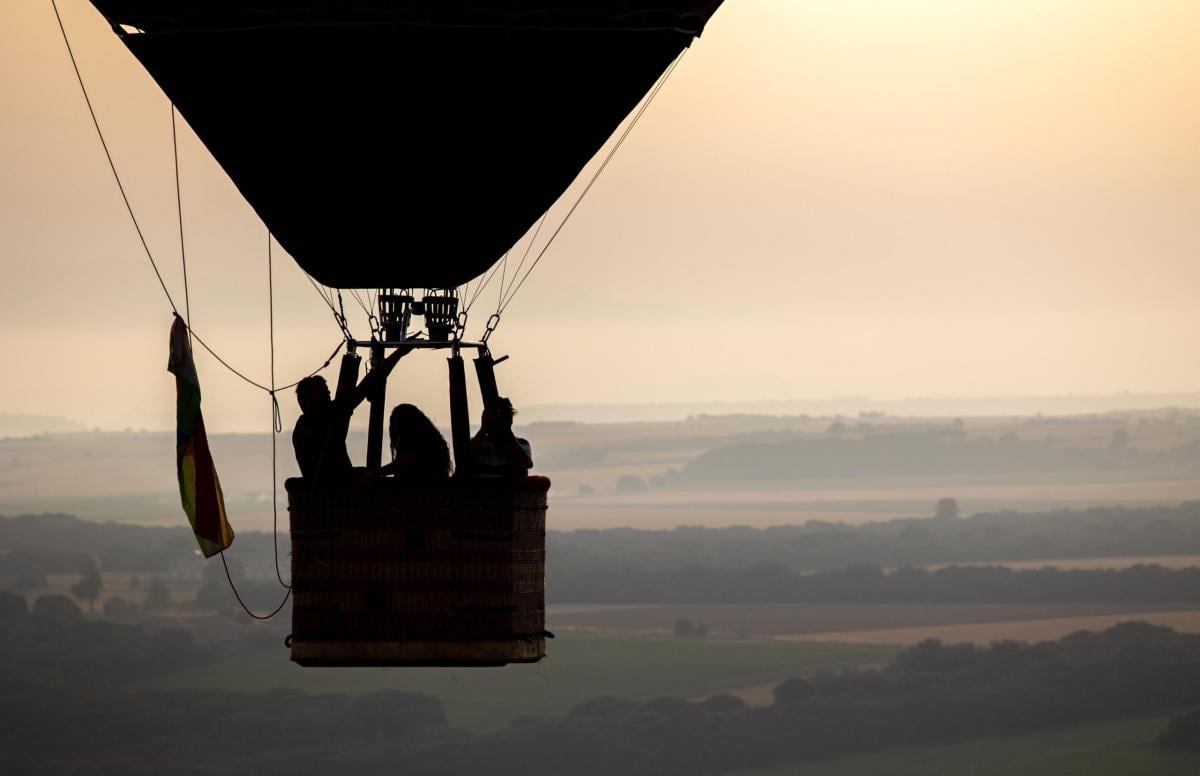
[{"x1": 2, "y1": 0, "x2": 1198, "y2": 431}]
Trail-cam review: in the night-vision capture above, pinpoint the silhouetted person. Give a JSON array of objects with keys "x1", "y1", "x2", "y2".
[
  {"x1": 378, "y1": 403, "x2": 452, "y2": 481},
  {"x1": 470, "y1": 397, "x2": 533, "y2": 477},
  {"x1": 292, "y1": 346, "x2": 410, "y2": 484}
]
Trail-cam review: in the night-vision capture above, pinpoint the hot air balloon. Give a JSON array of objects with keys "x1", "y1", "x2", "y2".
[{"x1": 76, "y1": 0, "x2": 727, "y2": 666}]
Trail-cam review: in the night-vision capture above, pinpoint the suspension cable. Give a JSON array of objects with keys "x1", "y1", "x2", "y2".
[
  {"x1": 51, "y1": 0, "x2": 178, "y2": 315},
  {"x1": 496, "y1": 250, "x2": 509, "y2": 312},
  {"x1": 349, "y1": 288, "x2": 373, "y2": 319},
  {"x1": 55, "y1": 0, "x2": 349, "y2": 619},
  {"x1": 499, "y1": 212, "x2": 549, "y2": 307},
  {"x1": 498, "y1": 49, "x2": 687, "y2": 316},
  {"x1": 463, "y1": 250, "x2": 510, "y2": 313},
  {"x1": 267, "y1": 233, "x2": 289, "y2": 589},
  {"x1": 171, "y1": 105, "x2": 192, "y2": 337},
  {"x1": 54, "y1": 0, "x2": 343, "y2": 393}
]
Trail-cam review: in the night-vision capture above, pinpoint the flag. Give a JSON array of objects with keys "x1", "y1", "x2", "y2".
[{"x1": 168, "y1": 316, "x2": 234, "y2": 557}]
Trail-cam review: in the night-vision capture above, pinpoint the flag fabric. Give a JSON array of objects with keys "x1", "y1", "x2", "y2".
[{"x1": 168, "y1": 316, "x2": 234, "y2": 557}]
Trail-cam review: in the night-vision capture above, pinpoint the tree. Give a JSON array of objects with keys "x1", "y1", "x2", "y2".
[
  {"x1": 0, "y1": 590, "x2": 28, "y2": 626},
  {"x1": 31, "y1": 594, "x2": 82, "y2": 629},
  {"x1": 674, "y1": 617, "x2": 695, "y2": 638},
  {"x1": 774, "y1": 677, "x2": 816, "y2": 704},
  {"x1": 616, "y1": 475, "x2": 646, "y2": 494},
  {"x1": 1110, "y1": 428, "x2": 1130, "y2": 451},
  {"x1": 13, "y1": 567, "x2": 46, "y2": 593},
  {"x1": 143, "y1": 577, "x2": 171, "y2": 611},
  {"x1": 935, "y1": 497, "x2": 960, "y2": 521},
  {"x1": 71, "y1": 564, "x2": 103, "y2": 611},
  {"x1": 1158, "y1": 707, "x2": 1200, "y2": 751}
]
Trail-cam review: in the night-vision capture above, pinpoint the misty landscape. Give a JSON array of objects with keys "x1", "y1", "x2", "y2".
[
  {"x1": 7, "y1": 0, "x2": 1200, "y2": 773},
  {"x1": 5, "y1": 407, "x2": 1200, "y2": 773}
]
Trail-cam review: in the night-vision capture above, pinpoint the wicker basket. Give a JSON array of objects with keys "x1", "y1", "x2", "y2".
[{"x1": 287, "y1": 475, "x2": 549, "y2": 667}]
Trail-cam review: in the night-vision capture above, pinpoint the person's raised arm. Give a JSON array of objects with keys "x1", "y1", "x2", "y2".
[{"x1": 343, "y1": 343, "x2": 414, "y2": 410}]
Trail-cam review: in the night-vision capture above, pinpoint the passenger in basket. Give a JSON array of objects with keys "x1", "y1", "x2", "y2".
[
  {"x1": 470, "y1": 397, "x2": 533, "y2": 478},
  {"x1": 292, "y1": 346, "x2": 411, "y2": 485},
  {"x1": 378, "y1": 403, "x2": 452, "y2": 481}
]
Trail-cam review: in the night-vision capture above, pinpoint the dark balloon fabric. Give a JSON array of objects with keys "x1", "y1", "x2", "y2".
[{"x1": 88, "y1": 2, "x2": 725, "y2": 289}]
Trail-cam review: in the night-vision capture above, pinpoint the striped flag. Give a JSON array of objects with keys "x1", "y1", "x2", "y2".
[{"x1": 168, "y1": 316, "x2": 234, "y2": 557}]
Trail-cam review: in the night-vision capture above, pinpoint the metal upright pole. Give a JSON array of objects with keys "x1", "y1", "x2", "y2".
[
  {"x1": 366, "y1": 341, "x2": 386, "y2": 469},
  {"x1": 474, "y1": 351, "x2": 500, "y2": 409},
  {"x1": 448, "y1": 349, "x2": 472, "y2": 476}
]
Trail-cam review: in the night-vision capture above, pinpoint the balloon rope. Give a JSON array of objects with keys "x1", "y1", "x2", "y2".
[
  {"x1": 53, "y1": 0, "x2": 342, "y2": 621},
  {"x1": 498, "y1": 49, "x2": 688, "y2": 316},
  {"x1": 268, "y1": 233, "x2": 291, "y2": 590},
  {"x1": 171, "y1": 106, "x2": 192, "y2": 341},
  {"x1": 464, "y1": 249, "x2": 510, "y2": 313},
  {"x1": 51, "y1": 0, "x2": 179, "y2": 315},
  {"x1": 51, "y1": 0, "x2": 343, "y2": 393},
  {"x1": 221, "y1": 552, "x2": 293, "y2": 620},
  {"x1": 498, "y1": 213, "x2": 549, "y2": 312}
]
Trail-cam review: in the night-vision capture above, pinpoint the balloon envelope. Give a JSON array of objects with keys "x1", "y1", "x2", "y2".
[{"x1": 88, "y1": 1, "x2": 726, "y2": 289}]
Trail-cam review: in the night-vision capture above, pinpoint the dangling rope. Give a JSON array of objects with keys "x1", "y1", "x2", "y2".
[
  {"x1": 221, "y1": 552, "x2": 293, "y2": 620},
  {"x1": 171, "y1": 106, "x2": 192, "y2": 340},
  {"x1": 51, "y1": 0, "x2": 178, "y2": 314},
  {"x1": 267, "y1": 234, "x2": 290, "y2": 589},
  {"x1": 52, "y1": 0, "x2": 343, "y2": 393},
  {"x1": 497, "y1": 49, "x2": 688, "y2": 318},
  {"x1": 53, "y1": 0, "x2": 353, "y2": 619}
]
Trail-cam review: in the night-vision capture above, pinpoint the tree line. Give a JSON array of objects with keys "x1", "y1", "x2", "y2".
[
  {"x1": 551, "y1": 560, "x2": 1200, "y2": 604},
  {"x1": 3, "y1": 599, "x2": 1197, "y2": 776},
  {"x1": 672, "y1": 428, "x2": 1200, "y2": 485}
]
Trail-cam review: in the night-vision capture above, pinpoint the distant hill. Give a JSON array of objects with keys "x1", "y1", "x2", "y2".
[
  {"x1": 0, "y1": 415, "x2": 86, "y2": 438},
  {"x1": 523, "y1": 394, "x2": 1200, "y2": 424},
  {"x1": 674, "y1": 429, "x2": 1200, "y2": 486}
]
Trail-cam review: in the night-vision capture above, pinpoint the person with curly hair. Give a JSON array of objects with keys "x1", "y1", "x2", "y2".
[{"x1": 379, "y1": 403, "x2": 452, "y2": 481}]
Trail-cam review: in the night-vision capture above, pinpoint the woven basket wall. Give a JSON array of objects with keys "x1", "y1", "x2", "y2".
[{"x1": 287, "y1": 475, "x2": 548, "y2": 666}]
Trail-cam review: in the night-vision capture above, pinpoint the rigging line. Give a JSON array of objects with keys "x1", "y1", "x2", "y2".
[
  {"x1": 301, "y1": 273, "x2": 354, "y2": 342},
  {"x1": 268, "y1": 232, "x2": 289, "y2": 589},
  {"x1": 171, "y1": 105, "x2": 191, "y2": 338},
  {"x1": 349, "y1": 288, "x2": 372, "y2": 318},
  {"x1": 464, "y1": 250, "x2": 509, "y2": 313},
  {"x1": 496, "y1": 250, "x2": 509, "y2": 313},
  {"x1": 51, "y1": 0, "x2": 178, "y2": 315},
  {"x1": 500, "y1": 50, "x2": 687, "y2": 314},
  {"x1": 304, "y1": 272, "x2": 336, "y2": 312},
  {"x1": 221, "y1": 551, "x2": 292, "y2": 620},
  {"x1": 274, "y1": 340, "x2": 345, "y2": 393},
  {"x1": 184, "y1": 322, "x2": 343, "y2": 394},
  {"x1": 52, "y1": 0, "x2": 342, "y2": 392},
  {"x1": 337, "y1": 290, "x2": 358, "y2": 338},
  {"x1": 500, "y1": 212, "x2": 549, "y2": 305}
]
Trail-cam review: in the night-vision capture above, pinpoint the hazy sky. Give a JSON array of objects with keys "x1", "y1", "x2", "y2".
[{"x1": 2, "y1": 0, "x2": 1198, "y2": 432}]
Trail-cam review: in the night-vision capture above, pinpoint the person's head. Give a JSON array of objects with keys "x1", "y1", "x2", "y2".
[
  {"x1": 481, "y1": 397, "x2": 517, "y2": 433},
  {"x1": 389, "y1": 403, "x2": 452, "y2": 475},
  {"x1": 295, "y1": 376, "x2": 331, "y2": 414}
]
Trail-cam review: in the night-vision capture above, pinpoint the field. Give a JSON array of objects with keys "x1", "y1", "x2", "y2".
[
  {"x1": 547, "y1": 601, "x2": 1200, "y2": 639},
  {"x1": 774, "y1": 609, "x2": 1200, "y2": 646},
  {"x1": 733, "y1": 713, "x2": 1200, "y2": 776},
  {"x1": 156, "y1": 633, "x2": 897, "y2": 732}
]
